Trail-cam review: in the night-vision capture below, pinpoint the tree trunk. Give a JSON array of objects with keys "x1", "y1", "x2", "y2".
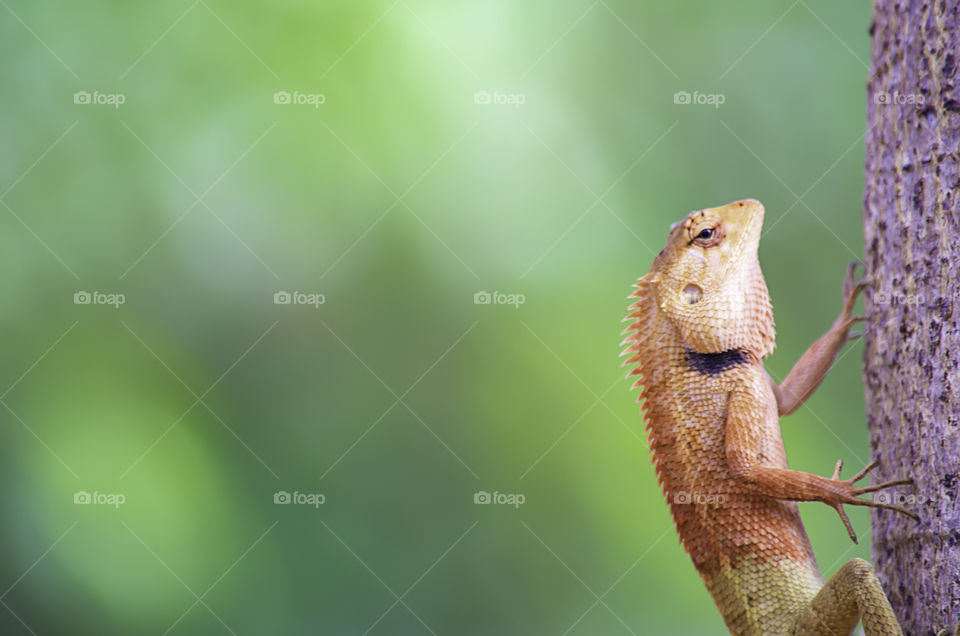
[{"x1": 863, "y1": 1, "x2": 960, "y2": 633}]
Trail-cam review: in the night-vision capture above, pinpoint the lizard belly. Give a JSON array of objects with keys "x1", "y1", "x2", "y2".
[{"x1": 704, "y1": 554, "x2": 823, "y2": 635}]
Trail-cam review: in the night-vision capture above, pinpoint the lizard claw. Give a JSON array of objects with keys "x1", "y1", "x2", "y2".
[
  {"x1": 833, "y1": 264, "x2": 869, "y2": 336},
  {"x1": 842, "y1": 262, "x2": 859, "y2": 300},
  {"x1": 826, "y1": 459, "x2": 919, "y2": 543},
  {"x1": 841, "y1": 263, "x2": 869, "y2": 319},
  {"x1": 842, "y1": 315, "x2": 866, "y2": 328},
  {"x1": 830, "y1": 501, "x2": 859, "y2": 543},
  {"x1": 828, "y1": 460, "x2": 860, "y2": 542},
  {"x1": 842, "y1": 262, "x2": 868, "y2": 300},
  {"x1": 831, "y1": 459, "x2": 845, "y2": 480}
]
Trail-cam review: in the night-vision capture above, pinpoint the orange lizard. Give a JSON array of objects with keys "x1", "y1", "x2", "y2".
[{"x1": 621, "y1": 199, "x2": 918, "y2": 635}]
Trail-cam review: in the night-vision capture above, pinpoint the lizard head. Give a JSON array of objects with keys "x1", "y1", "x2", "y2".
[{"x1": 636, "y1": 199, "x2": 775, "y2": 359}]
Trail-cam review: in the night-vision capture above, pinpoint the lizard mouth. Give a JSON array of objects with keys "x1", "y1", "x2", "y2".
[{"x1": 719, "y1": 199, "x2": 765, "y2": 281}]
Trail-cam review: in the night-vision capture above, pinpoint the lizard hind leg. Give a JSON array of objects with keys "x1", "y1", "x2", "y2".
[{"x1": 793, "y1": 558, "x2": 902, "y2": 636}]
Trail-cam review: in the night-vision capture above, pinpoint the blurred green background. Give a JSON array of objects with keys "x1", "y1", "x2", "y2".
[{"x1": 1, "y1": 1, "x2": 876, "y2": 633}]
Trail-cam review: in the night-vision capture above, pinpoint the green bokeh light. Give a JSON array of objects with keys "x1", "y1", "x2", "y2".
[{"x1": 1, "y1": 1, "x2": 874, "y2": 633}]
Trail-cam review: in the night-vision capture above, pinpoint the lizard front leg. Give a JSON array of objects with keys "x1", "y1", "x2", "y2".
[
  {"x1": 792, "y1": 558, "x2": 903, "y2": 635},
  {"x1": 770, "y1": 262, "x2": 866, "y2": 416},
  {"x1": 725, "y1": 387, "x2": 918, "y2": 543}
]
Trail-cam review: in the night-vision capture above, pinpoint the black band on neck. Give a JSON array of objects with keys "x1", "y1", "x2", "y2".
[{"x1": 685, "y1": 349, "x2": 750, "y2": 376}]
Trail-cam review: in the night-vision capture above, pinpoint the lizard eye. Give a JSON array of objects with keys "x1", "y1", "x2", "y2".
[{"x1": 689, "y1": 224, "x2": 723, "y2": 247}]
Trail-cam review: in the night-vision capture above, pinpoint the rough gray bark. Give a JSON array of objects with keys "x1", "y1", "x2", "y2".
[{"x1": 863, "y1": 1, "x2": 960, "y2": 633}]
